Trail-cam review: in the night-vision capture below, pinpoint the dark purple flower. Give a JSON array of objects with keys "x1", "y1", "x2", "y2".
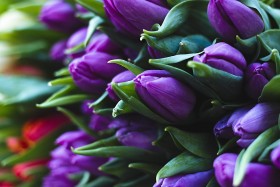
[
  {"x1": 44, "y1": 173, "x2": 77, "y2": 187},
  {"x1": 50, "y1": 39, "x2": 67, "y2": 62},
  {"x1": 66, "y1": 27, "x2": 87, "y2": 59},
  {"x1": 39, "y1": 0, "x2": 82, "y2": 33},
  {"x1": 154, "y1": 170, "x2": 213, "y2": 187},
  {"x1": 245, "y1": 62, "x2": 275, "y2": 100},
  {"x1": 134, "y1": 70, "x2": 196, "y2": 123},
  {"x1": 214, "y1": 153, "x2": 280, "y2": 187},
  {"x1": 207, "y1": 0, "x2": 264, "y2": 42},
  {"x1": 271, "y1": 144, "x2": 280, "y2": 169},
  {"x1": 55, "y1": 131, "x2": 94, "y2": 149},
  {"x1": 106, "y1": 70, "x2": 136, "y2": 102},
  {"x1": 89, "y1": 114, "x2": 112, "y2": 131},
  {"x1": 69, "y1": 51, "x2": 124, "y2": 94},
  {"x1": 81, "y1": 100, "x2": 94, "y2": 115},
  {"x1": 104, "y1": 0, "x2": 169, "y2": 37},
  {"x1": 193, "y1": 42, "x2": 247, "y2": 76},
  {"x1": 109, "y1": 115, "x2": 159, "y2": 150},
  {"x1": 232, "y1": 103, "x2": 280, "y2": 148}
]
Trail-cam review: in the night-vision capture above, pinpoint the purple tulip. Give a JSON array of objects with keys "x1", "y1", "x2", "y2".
[
  {"x1": 39, "y1": 0, "x2": 82, "y2": 33},
  {"x1": 193, "y1": 42, "x2": 247, "y2": 76},
  {"x1": 104, "y1": 0, "x2": 169, "y2": 37},
  {"x1": 214, "y1": 153, "x2": 280, "y2": 187},
  {"x1": 69, "y1": 51, "x2": 124, "y2": 94},
  {"x1": 44, "y1": 174, "x2": 77, "y2": 187},
  {"x1": 89, "y1": 114, "x2": 112, "y2": 132},
  {"x1": 109, "y1": 115, "x2": 159, "y2": 150},
  {"x1": 81, "y1": 100, "x2": 94, "y2": 115},
  {"x1": 50, "y1": 39, "x2": 67, "y2": 62},
  {"x1": 106, "y1": 70, "x2": 136, "y2": 102},
  {"x1": 66, "y1": 27, "x2": 87, "y2": 59},
  {"x1": 207, "y1": 0, "x2": 264, "y2": 42},
  {"x1": 271, "y1": 145, "x2": 280, "y2": 169},
  {"x1": 134, "y1": 70, "x2": 196, "y2": 123},
  {"x1": 154, "y1": 170, "x2": 213, "y2": 187},
  {"x1": 245, "y1": 62, "x2": 275, "y2": 100},
  {"x1": 232, "y1": 103, "x2": 280, "y2": 147}
]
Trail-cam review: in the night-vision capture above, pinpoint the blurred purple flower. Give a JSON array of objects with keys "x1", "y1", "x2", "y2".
[
  {"x1": 50, "y1": 39, "x2": 67, "y2": 62},
  {"x1": 271, "y1": 144, "x2": 280, "y2": 169}
]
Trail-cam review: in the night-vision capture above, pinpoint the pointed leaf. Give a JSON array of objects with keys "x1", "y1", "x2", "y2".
[
  {"x1": 109, "y1": 60, "x2": 144, "y2": 75},
  {"x1": 75, "y1": 136, "x2": 119, "y2": 151},
  {"x1": 259, "y1": 74, "x2": 280, "y2": 102},
  {"x1": 76, "y1": 0, "x2": 105, "y2": 18},
  {"x1": 128, "y1": 163, "x2": 161, "y2": 174},
  {"x1": 84, "y1": 16, "x2": 104, "y2": 46}
]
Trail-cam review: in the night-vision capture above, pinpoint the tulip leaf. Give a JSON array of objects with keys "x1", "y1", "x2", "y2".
[
  {"x1": 259, "y1": 74, "x2": 280, "y2": 102},
  {"x1": 150, "y1": 53, "x2": 200, "y2": 64},
  {"x1": 240, "y1": 0, "x2": 271, "y2": 30},
  {"x1": 75, "y1": 136, "x2": 119, "y2": 151},
  {"x1": 233, "y1": 125, "x2": 280, "y2": 186},
  {"x1": 113, "y1": 100, "x2": 134, "y2": 117},
  {"x1": 257, "y1": 29, "x2": 280, "y2": 52},
  {"x1": 165, "y1": 127, "x2": 218, "y2": 158},
  {"x1": 84, "y1": 16, "x2": 104, "y2": 46},
  {"x1": 258, "y1": 139, "x2": 280, "y2": 162},
  {"x1": 260, "y1": 49, "x2": 280, "y2": 74},
  {"x1": 48, "y1": 76, "x2": 74, "y2": 86},
  {"x1": 235, "y1": 35, "x2": 260, "y2": 62},
  {"x1": 109, "y1": 60, "x2": 144, "y2": 75},
  {"x1": 260, "y1": 2, "x2": 280, "y2": 28},
  {"x1": 57, "y1": 107, "x2": 99, "y2": 138},
  {"x1": 73, "y1": 146, "x2": 164, "y2": 163},
  {"x1": 217, "y1": 137, "x2": 239, "y2": 155},
  {"x1": 55, "y1": 68, "x2": 70, "y2": 77},
  {"x1": 76, "y1": 172, "x2": 91, "y2": 187},
  {"x1": 153, "y1": 132, "x2": 182, "y2": 156},
  {"x1": 206, "y1": 177, "x2": 220, "y2": 187},
  {"x1": 90, "y1": 92, "x2": 114, "y2": 115},
  {"x1": 76, "y1": 0, "x2": 105, "y2": 18},
  {"x1": 114, "y1": 175, "x2": 154, "y2": 187},
  {"x1": 177, "y1": 35, "x2": 211, "y2": 54},
  {"x1": 167, "y1": 0, "x2": 187, "y2": 7},
  {"x1": 128, "y1": 163, "x2": 161, "y2": 175},
  {"x1": 188, "y1": 61, "x2": 243, "y2": 101},
  {"x1": 45, "y1": 86, "x2": 76, "y2": 103},
  {"x1": 37, "y1": 94, "x2": 91, "y2": 108},
  {"x1": 156, "y1": 151, "x2": 213, "y2": 180},
  {"x1": 83, "y1": 176, "x2": 116, "y2": 187}
]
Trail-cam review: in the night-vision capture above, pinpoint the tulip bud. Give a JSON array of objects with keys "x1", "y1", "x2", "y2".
[
  {"x1": 214, "y1": 153, "x2": 280, "y2": 187},
  {"x1": 193, "y1": 42, "x2": 247, "y2": 76},
  {"x1": 134, "y1": 70, "x2": 196, "y2": 123},
  {"x1": 89, "y1": 114, "x2": 112, "y2": 132},
  {"x1": 106, "y1": 70, "x2": 136, "y2": 102},
  {"x1": 39, "y1": 0, "x2": 82, "y2": 33},
  {"x1": 13, "y1": 159, "x2": 49, "y2": 181},
  {"x1": 207, "y1": 0, "x2": 264, "y2": 42},
  {"x1": 81, "y1": 100, "x2": 94, "y2": 115},
  {"x1": 69, "y1": 51, "x2": 124, "y2": 94},
  {"x1": 66, "y1": 27, "x2": 87, "y2": 59},
  {"x1": 232, "y1": 103, "x2": 280, "y2": 147},
  {"x1": 245, "y1": 62, "x2": 275, "y2": 100},
  {"x1": 109, "y1": 115, "x2": 159, "y2": 150},
  {"x1": 50, "y1": 39, "x2": 67, "y2": 62},
  {"x1": 154, "y1": 170, "x2": 213, "y2": 187},
  {"x1": 23, "y1": 114, "x2": 69, "y2": 144},
  {"x1": 6, "y1": 137, "x2": 29, "y2": 153},
  {"x1": 271, "y1": 145, "x2": 280, "y2": 169},
  {"x1": 104, "y1": 0, "x2": 169, "y2": 37}
]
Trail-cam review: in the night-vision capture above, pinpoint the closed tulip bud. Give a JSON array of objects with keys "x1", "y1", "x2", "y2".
[
  {"x1": 6, "y1": 137, "x2": 29, "y2": 153},
  {"x1": 39, "y1": 0, "x2": 82, "y2": 33},
  {"x1": 89, "y1": 114, "x2": 112, "y2": 132},
  {"x1": 50, "y1": 39, "x2": 67, "y2": 62},
  {"x1": 207, "y1": 0, "x2": 264, "y2": 42},
  {"x1": 69, "y1": 51, "x2": 124, "y2": 94},
  {"x1": 13, "y1": 159, "x2": 49, "y2": 181},
  {"x1": 154, "y1": 170, "x2": 213, "y2": 187},
  {"x1": 104, "y1": 0, "x2": 169, "y2": 37},
  {"x1": 109, "y1": 115, "x2": 159, "y2": 150},
  {"x1": 23, "y1": 114, "x2": 69, "y2": 144},
  {"x1": 245, "y1": 62, "x2": 275, "y2": 100},
  {"x1": 214, "y1": 153, "x2": 280, "y2": 187},
  {"x1": 193, "y1": 42, "x2": 247, "y2": 76},
  {"x1": 66, "y1": 27, "x2": 87, "y2": 59},
  {"x1": 232, "y1": 103, "x2": 280, "y2": 147},
  {"x1": 134, "y1": 70, "x2": 196, "y2": 123},
  {"x1": 106, "y1": 70, "x2": 136, "y2": 102},
  {"x1": 271, "y1": 145, "x2": 280, "y2": 169}
]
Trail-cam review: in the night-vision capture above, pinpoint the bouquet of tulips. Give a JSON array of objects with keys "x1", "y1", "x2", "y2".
[{"x1": 1, "y1": 0, "x2": 280, "y2": 186}]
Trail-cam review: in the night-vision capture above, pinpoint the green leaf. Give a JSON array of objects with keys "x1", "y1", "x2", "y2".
[
  {"x1": 235, "y1": 35, "x2": 260, "y2": 62},
  {"x1": 167, "y1": 0, "x2": 187, "y2": 6},
  {"x1": 260, "y1": 74, "x2": 280, "y2": 102},
  {"x1": 73, "y1": 146, "x2": 164, "y2": 163},
  {"x1": 84, "y1": 16, "x2": 104, "y2": 46},
  {"x1": 76, "y1": 172, "x2": 91, "y2": 187},
  {"x1": 57, "y1": 107, "x2": 99, "y2": 138},
  {"x1": 76, "y1": 0, "x2": 105, "y2": 17},
  {"x1": 258, "y1": 139, "x2": 280, "y2": 162},
  {"x1": 54, "y1": 67, "x2": 70, "y2": 77},
  {"x1": 48, "y1": 76, "x2": 74, "y2": 86},
  {"x1": 113, "y1": 100, "x2": 134, "y2": 117},
  {"x1": 64, "y1": 43, "x2": 84, "y2": 55},
  {"x1": 114, "y1": 175, "x2": 154, "y2": 187},
  {"x1": 128, "y1": 163, "x2": 161, "y2": 175},
  {"x1": 165, "y1": 127, "x2": 218, "y2": 158},
  {"x1": 206, "y1": 177, "x2": 220, "y2": 187},
  {"x1": 109, "y1": 60, "x2": 144, "y2": 75},
  {"x1": 75, "y1": 136, "x2": 119, "y2": 151},
  {"x1": 177, "y1": 35, "x2": 211, "y2": 54},
  {"x1": 257, "y1": 29, "x2": 280, "y2": 52},
  {"x1": 260, "y1": 49, "x2": 280, "y2": 74},
  {"x1": 188, "y1": 61, "x2": 243, "y2": 101},
  {"x1": 233, "y1": 125, "x2": 280, "y2": 186},
  {"x1": 217, "y1": 137, "x2": 239, "y2": 155},
  {"x1": 37, "y1": 94, "x2": 91, "y2": 108},
  {"x1": 84, "y1": 176, "x2": 115, "y2": 187},
  {"x1": 156, "y1": 151, "x2": 213, "y2": 180},
  {"x1": 260, "y1": 2, "x2": 280, "y2": 28},
  {"x1": 45, "y1": 85, "x2": 77, "y2": 102},
  {"x1": 90, "y1": 92, "x2": 114, "y2": 115}
]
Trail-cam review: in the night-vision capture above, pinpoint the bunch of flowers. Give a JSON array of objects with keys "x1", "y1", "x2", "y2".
[{"x1": 1, "y1": 0, "x2": 280, "y2": 186}]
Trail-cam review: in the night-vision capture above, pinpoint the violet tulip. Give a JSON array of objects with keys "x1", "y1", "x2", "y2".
[
  {"x1": 106, "y1": 70, "x2": 136, "y2": 102},
  {"x1": 193, "y1": 42, "x2": 247, "y2": 76},
  {"x1": 154, "y1": 170, "x2": 213, "y2": 187},
  {"x1": 39, "y1": 0, "x2": 82, "y2": 33},
  {"x1": 66, "y1": 27, "x2": 87, "y2": 59},
  {"x1": 207, "y1": 0, "x2": 264, "y2": 41},
  {"x1": 134, "y1": 70, "x2": 196, "y2": 123},
  {"x1": 89, "y1": 114, "x2": 112, "y2": 132},
  {"x1": 232, "y1": 103, "x2": 280, "y2": 147},
  {"x1": 245, "y1": 62, "x2": 275, "y2": 100},
  {"x1": 271, "y1": 145, "x2": 280, "y2": 169},
  {"x1": 214, "y1": 153, "x2": 280, "y2": 187},
  {"x1": 50, "y1": 39, "x2": 67, "y2": 62},
  {"x1": 104, "y1": 0, "x2": 169, "y2": 37},
  {"x1": 69, "y1": 51, "x2": 124, "y2": 94}
]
